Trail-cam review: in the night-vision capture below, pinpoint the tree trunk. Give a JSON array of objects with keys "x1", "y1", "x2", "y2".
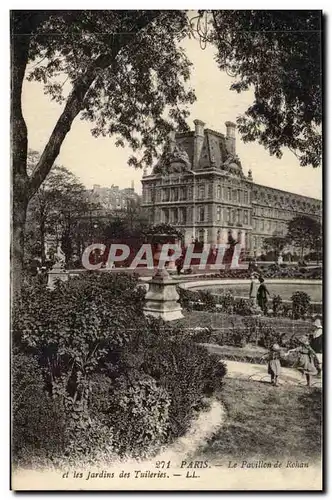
[
  {"x1": 11, "y1": 30, "x2": 30, "y2": 298},
  {"x1": 12, "y1": 197, "x2": 28, "y2": 298},
  {"x1": 40, "y1": 217, "x2": 46, "y2": 265}
]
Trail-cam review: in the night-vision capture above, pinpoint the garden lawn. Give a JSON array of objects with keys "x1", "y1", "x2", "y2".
[{"x1": 195, "y1": 379, "x2": 322, "y2": 463}]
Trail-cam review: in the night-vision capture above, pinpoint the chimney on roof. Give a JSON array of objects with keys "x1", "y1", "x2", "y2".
[
  {"x1": 193, "y1": 119, "x2": 205, "y2": 170},
  {"x1": 225, "y1": 121, "x2": 236, "y2": 155}
]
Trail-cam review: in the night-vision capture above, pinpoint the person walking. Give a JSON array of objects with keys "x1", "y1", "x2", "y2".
[
  {"x1": 256, "y1": 277, "x2": 270, "y2": 314},
  {"x1": 249, "y1": 273, "x2": 258, "y2": 302},
  {"x1": 309, "y1": 318, "x2": 323, "y2": 377}
]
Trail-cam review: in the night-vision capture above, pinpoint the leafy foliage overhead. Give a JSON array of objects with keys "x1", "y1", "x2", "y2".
[
  {"x1": 209, "y1": 10, "x2": 322, "y2": 167},
  {"x1": 18, "y1": 10, "x2": 195, "y2": 170}
]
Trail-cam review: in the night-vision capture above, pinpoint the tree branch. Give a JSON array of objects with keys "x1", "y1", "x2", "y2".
[{"x1": 28, "y1": 11, "x2": 162, "y2": 198}]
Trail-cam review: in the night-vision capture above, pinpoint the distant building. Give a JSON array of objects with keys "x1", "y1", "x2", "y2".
[
  {"x1": 88, "y1": 182, "x2": 140, "y2": 213},
  {"x1": 141, "y1": 120, "x2": 322, "y2": 256}
]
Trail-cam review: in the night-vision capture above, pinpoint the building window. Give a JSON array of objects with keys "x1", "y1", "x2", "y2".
[
  {"x1": 236, "y1": 209, "x2": 241, "y2": 224},
  {"x1": 199, "y1": 207, "x2": 205, "y2": 222},
  {"x1": 162, "y1": 189, "x2": 169, "y2": 202},
  {"x1": 267, "y1": 220, "x2": 271, "y2": 231},
  {"x1": 228, "y1": 187, "x2": 231, "y2": 201},
  {"x1": 245, "y1": 232, "x2": 249, "y2": 250},
  {"x1": 173, "y1": 208, "x2": 178, "y2": 224},
  {"x1": 232, "y1": 189, "x2": 237, "y2": 202},
  {"x1": 244, "y1": 210, "x2": 248, "y2": 225},
  {"x1": 261, "y1": 220, "x2": 264, "y2": 231},
  {"x1": 244, "y1": 191, "x2": 248, "y2": 204},
  {"x1": 163, "y1": 208, "x2": 169, "y2": 224},
  {"x1": 179, "y1": 207, "x2": 186, "y2": 224},
  {"x1": 174, "y1": 188, "x2": 178, "y2": 201},
  {"x1": 217, "y1": 185, "x2": 221, "y2": 199},
  {"x1": 227, "y1": 208, "x2": 231, "y2": 222},
  {"x1": 198, "y1": 229, "x2": 205, "y2": 243},
  {"x1": 217, "y1": 206, "x2": 222, "y2": 222},
  {"x1": 199, "y1": 185, "x2": 205, "y2": 200}
]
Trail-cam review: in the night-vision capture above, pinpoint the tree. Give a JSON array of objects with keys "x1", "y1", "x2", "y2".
[
  {"x1": 11, "y1": 10, "x2": 195, "y2": 293},
  {"x1": 208, "y1": 10, "x2": 322, "y2": 167},
  {"x1": 263, "y1": 235, "x2": 287, "y2": 261},
  {"x1": 286, "y1": 215, "x2": 322, "y2": 261},
  {"x1": 124, "y1": 197, "x2": 149, "y2": 234},
  {"x1": 25, "y1": 150, "x2": 99, "y2": 266}
]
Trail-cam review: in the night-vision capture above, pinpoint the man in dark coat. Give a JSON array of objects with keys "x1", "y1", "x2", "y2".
[{"x1": 256, "y1": 277, "x2": 270, "y2": 315}]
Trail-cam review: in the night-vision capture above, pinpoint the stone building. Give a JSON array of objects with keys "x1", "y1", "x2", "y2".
[
  {"x1": 88, "y1": 182, "x2": 140, "y2": 212},
  {"x1": 141, "y1": 120, "x2": 322, "y2": 257}
]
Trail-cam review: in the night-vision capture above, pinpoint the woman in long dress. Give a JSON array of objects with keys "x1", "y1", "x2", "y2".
[
  {"x1": 285, "y1": 336, "x2": 318, "y2": 387},
  {"x1": 309, "y1": 318, "x2": 323, "y2": 376},
  {"x1": 249, "y1": 273, "x2": 258, "y2": 302}
]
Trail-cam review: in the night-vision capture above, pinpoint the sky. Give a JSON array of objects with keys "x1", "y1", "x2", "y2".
[{"x1": 22, "y1": 36, "x2": 322, "y2": 200}]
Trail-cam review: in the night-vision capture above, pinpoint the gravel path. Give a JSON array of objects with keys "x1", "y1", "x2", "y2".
[{"x1": 224, "y1": 359, "x2": 322, "y2": 387}]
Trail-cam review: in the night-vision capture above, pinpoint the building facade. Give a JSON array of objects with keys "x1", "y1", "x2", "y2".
[
  {"x1": 141, "y1": 120, "x2": 322, "y2": 257},
  {"x1": 88, "y1": 182, "x2": 140, "y2": 212}
]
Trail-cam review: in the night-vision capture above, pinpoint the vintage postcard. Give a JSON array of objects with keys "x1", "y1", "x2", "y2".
[{"x1": 11, "y1": 9, "x2": 323, "y2": 491}]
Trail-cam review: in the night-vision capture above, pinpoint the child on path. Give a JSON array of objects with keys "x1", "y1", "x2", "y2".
[
  {"x1": 285, "y1": 335, "x2": 319, "y2": 387},
  {"x1": 261, "y1": 344, "x2": 283, "y2": 386}
]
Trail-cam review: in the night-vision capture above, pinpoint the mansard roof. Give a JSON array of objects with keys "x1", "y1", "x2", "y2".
[{"x1": 252, "y1": 182, "x2": 322, "y2": 205}]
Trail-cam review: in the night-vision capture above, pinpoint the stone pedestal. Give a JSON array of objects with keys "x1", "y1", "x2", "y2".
[
  {"x1": 47, "y1": 263, "x2": 69, "y2": 290},
  {"x1": 143, "y1": 269, "x2": 183, "y2": 321}
]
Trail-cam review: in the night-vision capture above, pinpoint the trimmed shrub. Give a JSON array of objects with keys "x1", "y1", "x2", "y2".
[
  {"x1": 233, "y1": 298, "x2": 255, "y2": 316},
  {"x1": 218, "y1": 290, "x2": 235, "y2": 314},
  {"x1": 197, "y1": 290, "x2": 217, "y2": 312},
  {"x1": 272, "y1": 295, "x2": 283, "y2": 316},
  {"x1": 291, "y1": 291, "x2": 311, "y2": 319}
]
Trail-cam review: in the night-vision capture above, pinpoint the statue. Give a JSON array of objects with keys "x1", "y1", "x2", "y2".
[
  {"x1": 54, "y1": 244, "x2": 66, "y2": 269},
  {"x1": 222, "y1": 152, "x2": 244, "y2": 177},
  {"x1": 47, "y1": 243, "x2": 68, "y2": 290},
  {"x1": 153, "y1": 141, "x2": 191, "y2": 175}
]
